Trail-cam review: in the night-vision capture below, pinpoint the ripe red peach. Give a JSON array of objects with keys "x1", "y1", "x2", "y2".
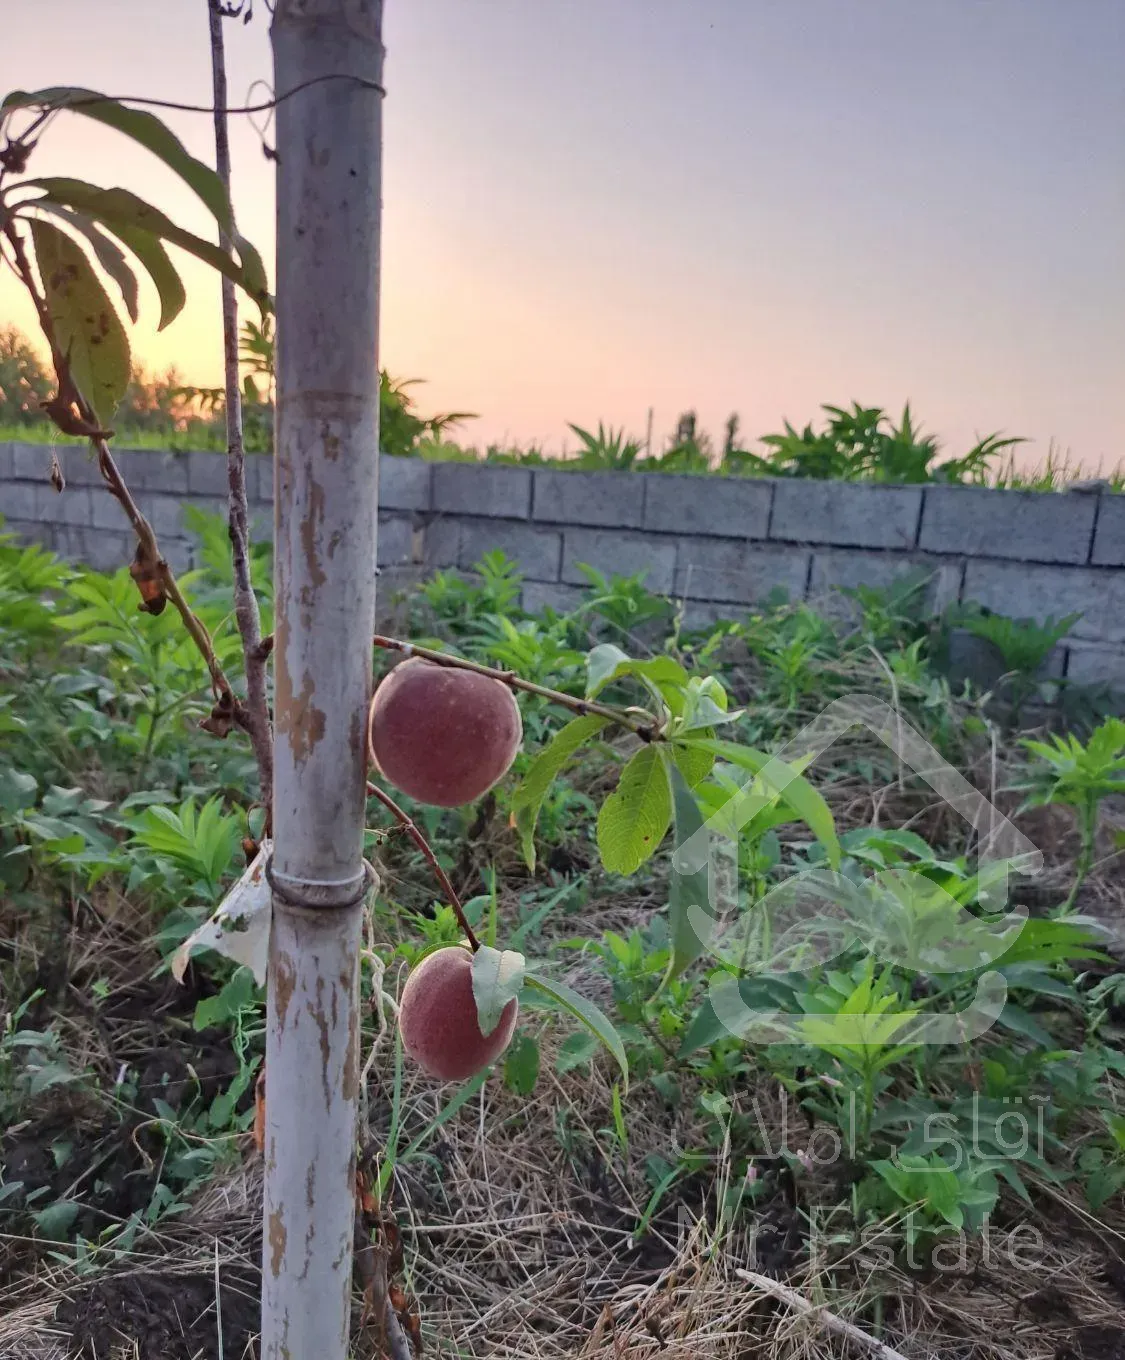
[
  {"x1": 368, "y1": 657, "x2": 522, "y2": 807},
  {"x1": 398, "y1": 945, "x2": 518, "y2": 1081}
]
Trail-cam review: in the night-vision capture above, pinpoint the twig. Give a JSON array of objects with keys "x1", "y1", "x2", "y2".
[
  {"x1": 734, "y1": 1268, "x2": 910, "y2": 1360},
  {"x1": 352, "y1": 1214, "x2": 414, "y2": 1360},
  {"x1": 381, "y1": 1293, "x2": 414, "y2": 1360},
  {"x1": 372, "y1": 634, "x2": 665, "y2": 741},
  {"x1": 209, "y1": 0, "x2": 274, "y2": 818},
  {"x1": 365, "y1": 780, "x2": 480, "y2": 952}
]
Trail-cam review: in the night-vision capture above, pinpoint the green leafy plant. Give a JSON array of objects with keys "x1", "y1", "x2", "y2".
[
  {"x1": 0, "y1": 990, "x2": 85, "y2": 1126},
  {"x1": 759, "y1": 402, "x2": 1024, "y2": 484},
  {"x1": 953, "y1": 604, "x2": 1079, "y2": 725},
  {"x1": 566, "y1": 421, "x2": 644, "y2": 471},
  {"x1": 413, "y1": 549, "x2": 525, "y2": 636},
  {"x1": 55, "y1": 566, "x2": 244, "y2": 777},
  {"x1": 867, "y1": 1152, "x2": 1000, "y2": 1244},
  {"x1": 1018, "y1": 717, "x2": 1125, "y2": 912},
  {"x1": 572, "y1": 562, "x2": 675, "y2": 640},
  {"x1": 379, "y1": 372, "x2": 476, "y2": 458}
]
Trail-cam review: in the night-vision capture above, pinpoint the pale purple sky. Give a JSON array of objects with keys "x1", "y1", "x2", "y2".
[{"x1": 2, "y1": 0, "x2": 1122, "y2": 468}]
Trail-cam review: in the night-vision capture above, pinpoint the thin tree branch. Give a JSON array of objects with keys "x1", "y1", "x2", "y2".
[
  {"x1": 372, "y1": 635, "x2": 665, "y2": 741},
  {"x1": 734, "y1": 1269, "x2": 910, "y2": 1360},
  {"x1": 209, "y1": 0, "x2": 274, "y2": 818},
  {"x1": 365, "y1": 780, "x2": 480, "y2": 952},
  {"x1": 3, "y1": 215, "x2": 243, "y2": 726},
  {"x1": 95, "y1": 436, "x2": 233, "y2": 696}
]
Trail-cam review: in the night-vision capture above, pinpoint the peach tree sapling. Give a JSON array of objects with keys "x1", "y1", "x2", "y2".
[{"x1": 0, "y1": 47, "x2": 838, "y2": 1360}]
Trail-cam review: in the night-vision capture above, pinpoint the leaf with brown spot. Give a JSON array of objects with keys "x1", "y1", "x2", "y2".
[
  {"x1": 31, "y1": 202, "x2": 140, "y2": 323},
  {"x1": 28, "y1": 217, "x2": 130, "y2": 427},
  {"x1": 29, "y1": 178, "x2": 270, "y2": 314}
]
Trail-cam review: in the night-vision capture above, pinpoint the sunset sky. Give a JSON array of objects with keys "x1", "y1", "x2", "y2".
[{"x1": 1, "y1": 0, "x2": 1122, "y2": 467}]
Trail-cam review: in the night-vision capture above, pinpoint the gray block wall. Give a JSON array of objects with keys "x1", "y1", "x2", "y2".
[{"x1": 2, "y1": 442, "x2": 1123, "y2": 685}]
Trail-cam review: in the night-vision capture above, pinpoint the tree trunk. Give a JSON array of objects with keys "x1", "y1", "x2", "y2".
[{"x1": 264, "y1": 3, "x2": 384, "y2": 1356}]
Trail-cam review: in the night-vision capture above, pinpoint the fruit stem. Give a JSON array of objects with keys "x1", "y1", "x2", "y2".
[
  {"x1": 365, "y1": 780, "x2": 481, "y2": 952},
  {"x1": 372, "y1": 635, "x2": 664, "y2": 741}
]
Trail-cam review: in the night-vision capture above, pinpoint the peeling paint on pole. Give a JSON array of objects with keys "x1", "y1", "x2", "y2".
[{"x1": 264, "y1": 1, "x2": 384, "y2": 1356}]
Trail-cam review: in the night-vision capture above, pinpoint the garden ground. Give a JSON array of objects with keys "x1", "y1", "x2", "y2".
[{"x1": 2, "y1": 522, "x2": 1125, "y2": 1360}]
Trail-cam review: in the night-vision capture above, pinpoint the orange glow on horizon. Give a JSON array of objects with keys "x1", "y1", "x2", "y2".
[{"x1": 1, "y1": 0, "x2": 1121, "y2": 471}]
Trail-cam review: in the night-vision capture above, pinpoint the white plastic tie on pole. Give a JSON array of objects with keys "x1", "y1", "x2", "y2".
[{"x1": 172, "y1": 838, "x2": 273, "y2": 986}]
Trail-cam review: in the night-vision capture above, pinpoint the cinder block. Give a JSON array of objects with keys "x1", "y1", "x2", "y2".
[
  {"x1": 681, "y1": 599, "x2": 742, "y2": 631},
  {"x1": 962, "y1": 560, "x2": 1125, "y2": 644},
  {"x1": 54, "y1": 446, "x2": 104, "y2": 486},
  {"x1": 376, "y1": 562, "x2": 426, "y2": 594},
  {"x1": 423, "y1": 517, "x2": 461, "y2": 567},
  {"x1": 561, "y1": 528, "x2": 676, "y2": 594},
  {"x1": 143, "y1": 492, "x2": 191, "y2": 539},
  {"x1": 194, "y1": 496, "x2": 230, "y2": 521},
  {"x1": 35, "y1": 484, "x2": 91, "y2": 527},
  {"x1": 5, "y1": 519, "x2": 56, "y2": 551},
  {"x1": 770, "y1": 481, "x2": 922, "y2": 550},
  {"x1": 532, "y1": 470, "x2": 644, "y2": 527},
  {"x1": 49, "y1": 525, "x2": 77, "y2": 561},
  {"x1": 90, "y1": 491, "x2": 132, "y2": 532},
  {"x1": 58, "y1": 526, "x2": 133, "y2": 573},
  {"x1": 522, "y1": 581, "x2": 587, "y2": 616},
  {"x1": 12, "y1": 443, "x2": 56, "y2": 480},
  {"x1": 177, "y1": 498, "x2": 228, "y2": 547},
  {"x1": 379, "y1": 455, "x2": 431, "y2": 511},
  {"x1": 186, "y1": 450, "x2": 230, "y2": 496},
  {"x1": 0, "y1": 442, "x2": 15, "y2": 480},
  {"x1": 1092, "y1": 495, "x2": 1125, "y2": 567},
  {"x1": 1065, "y1": 643, "x2": 1125, "y2": 688},
  {"x1": 112, "y1": 449, "x2": 190, "y2": 495},
  {"x1": 250, "y1": 453, "x2": 274, "y2": 503},
  {"x1": 17, "y1": 444, "x2": 102, "y2": 489},
  {"x1": 808, "y1": 551, "x2": 963, "y2": 615},
  {"x1": 433, "y1": 462, "x2": 530, "y2": 519},
  {"x1": 919, "y1": 485, "x2": 1096, "y2": 564},
  {"x1": 375, "y1": 564, "x2": 427, "y2": 619},
  {"x1": 642, "y1": 472, "x2": 772, "y2": 540},
  {"x1": 2, "y1": 482, "x2": 38, "y2": 522},
  {"x1": 675, "y1": 538, "x2": 811, "y2": 604},
  {"x1": 458, "y1": 519, "x2": 562, "y2": 581},
  {"x1": 247, "y1": 501, "x2": 275, "y2": 540},
  {"x1": 944, "y1": 628, "x2": 1065, "y2": 688},
  {"x1": 160, "y1": 537, "x2": 195, "y2": 574},
  {"x1": 376, "y1": 514, "x2": 414, "y2": 566}
]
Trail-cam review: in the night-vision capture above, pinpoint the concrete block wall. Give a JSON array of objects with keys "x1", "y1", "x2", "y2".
[{"x1": 3, "y1": 442, "x2": 1123, "y2": 685}]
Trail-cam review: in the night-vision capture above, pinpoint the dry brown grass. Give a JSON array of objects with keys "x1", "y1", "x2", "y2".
[
  {"x1": 5, "y1": 910, "x2": 1125, "y2": 1360},
  {"x1": 5, "y1": 1041, "x2": 1125, "y2": 1360}
]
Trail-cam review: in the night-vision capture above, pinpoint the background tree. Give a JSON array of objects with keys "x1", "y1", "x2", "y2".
[{"x1": 0, "y1": 325, "x2": 52, "y2": 424}]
